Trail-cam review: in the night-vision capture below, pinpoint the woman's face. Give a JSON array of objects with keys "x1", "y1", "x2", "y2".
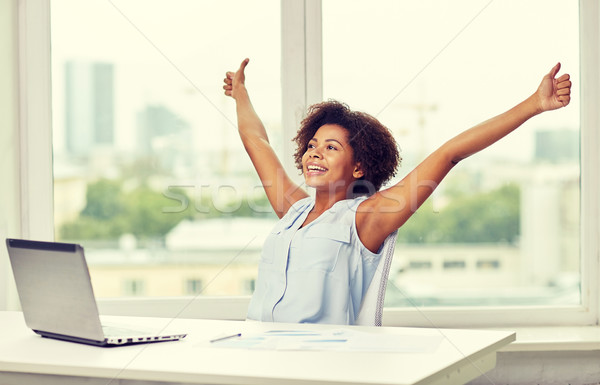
[{"x1": 301, "y1": 124, "x2": 363, "y2": 193}]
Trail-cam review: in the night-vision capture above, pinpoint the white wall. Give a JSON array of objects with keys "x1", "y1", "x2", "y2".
[{"x1": 467, "y1": 351, "x2": 600, "y2": 385}]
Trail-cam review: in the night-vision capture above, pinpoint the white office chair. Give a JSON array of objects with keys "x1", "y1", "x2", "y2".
[{"x1": 354, "y1": 230, "x2": 398, "y2": 326}]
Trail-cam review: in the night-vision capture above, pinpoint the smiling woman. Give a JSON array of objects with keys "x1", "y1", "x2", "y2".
[{"x1": 223, "y1": 54, "x2": 572, "y2": 324}]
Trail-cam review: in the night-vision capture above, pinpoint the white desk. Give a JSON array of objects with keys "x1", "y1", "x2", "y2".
[{"x1": 0, "y1": 311, "x2": 514, "y2": 385}]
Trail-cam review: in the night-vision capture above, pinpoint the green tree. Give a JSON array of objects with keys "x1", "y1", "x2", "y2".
[
  {"x1": 397, "y1": 183, "x2": 520, "y2": 244},
  {"x1": 124, "y1": 186, "x2": 194, "y2": 239},
  {"x1": 80, "y1": 179, "x2": 124, "y2": 220},
  {"x1": 60, "y1": 180, "x2": 193, "y2": 242},
  {"x1": 61, "y1": 179, "x2": 128, "y2": 240}
]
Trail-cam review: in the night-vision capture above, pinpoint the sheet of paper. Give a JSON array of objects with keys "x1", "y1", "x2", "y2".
[{"x1": 208, "y1": 329, "x2": 443, "y2": 353}]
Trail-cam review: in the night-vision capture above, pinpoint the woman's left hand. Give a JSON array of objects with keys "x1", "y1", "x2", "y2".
[{"x1": 536, "y1": 62, "x2": 571, "y2": 112}]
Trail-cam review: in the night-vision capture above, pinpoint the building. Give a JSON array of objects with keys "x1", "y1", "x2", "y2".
[{"x1": 64, "y1": 61, "x2": 115, "y2": 157}]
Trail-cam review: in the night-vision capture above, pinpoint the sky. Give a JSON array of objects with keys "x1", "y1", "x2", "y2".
[{"x1": 50, "y1": 0, "x2": 580, "y2": 168}]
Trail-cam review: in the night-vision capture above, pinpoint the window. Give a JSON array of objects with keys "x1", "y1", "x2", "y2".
[
  {"x1": 50, "y1": 0, "x2": 281, "y2": 299},
  {"x1": 243, "y1": 278, "x2": 256, "y2": 295},
  {"x1": 185, "y1": 279, "x2": 203, "y2": 296},
  {"x1": 477, "y1": 260, "x2": 500, "y2": 270},
  {"x1": 321, "y1": 0, "x2": 588, "y2": 322},
  {"x1": 443, "y1": 261, "x2": 466, "y2": 270},
  {"x1": 408, "y1": 261, "x2": 432, "y2": 270},
  {"x1": 13, "y1": 0, "x2": 600, "y2": 326},
  {"x1": 123, "y1": 279, "x2": 145, "y2": 296}
]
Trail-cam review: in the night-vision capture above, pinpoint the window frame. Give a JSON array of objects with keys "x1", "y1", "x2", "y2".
[{"x1": 13, "y1": 0, "x2": 600, "y2": 327}]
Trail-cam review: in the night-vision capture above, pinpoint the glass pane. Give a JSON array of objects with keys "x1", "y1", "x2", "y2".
[
  {"x1": 51, "y1": 0, "x2": 281, "y2": 297},
  {"x1": 323, "y1": 0, "x2": 580, "y2": 307}
]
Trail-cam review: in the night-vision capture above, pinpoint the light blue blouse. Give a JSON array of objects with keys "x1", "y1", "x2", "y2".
[{"x1": 246, "y1": 196, "x2": 383, "y2": 325}]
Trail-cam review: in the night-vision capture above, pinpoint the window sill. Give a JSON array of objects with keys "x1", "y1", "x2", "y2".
[{"x1": 492, "y1": 325, "x2": 600, "y2": 352}]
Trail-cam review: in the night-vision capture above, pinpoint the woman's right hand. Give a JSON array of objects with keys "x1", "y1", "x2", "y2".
[
  {"x1": 534, "y1": 62, "x2": 571, "y2": 113},
  {"x1": 223, "y1": 58, "x2": 249, "y2": 99}
]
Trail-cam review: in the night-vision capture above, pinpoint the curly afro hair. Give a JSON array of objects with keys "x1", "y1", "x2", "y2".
[{"x1": 292, "y1": 100, "x2": 401, "y2": 197}]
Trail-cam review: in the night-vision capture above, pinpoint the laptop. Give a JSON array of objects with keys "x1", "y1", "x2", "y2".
[{"x1": 6, "y1": 238, "x2": 187, "y2": 347}]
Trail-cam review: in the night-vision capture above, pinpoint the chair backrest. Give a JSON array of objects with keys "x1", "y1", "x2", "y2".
[{"x1": 354, "y1": 230, "x2": 398, "y2": 326}]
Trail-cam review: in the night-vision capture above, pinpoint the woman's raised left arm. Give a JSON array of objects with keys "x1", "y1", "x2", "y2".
[{"x1": 357, "y1": 63, "x2": 572, "y2": 252}]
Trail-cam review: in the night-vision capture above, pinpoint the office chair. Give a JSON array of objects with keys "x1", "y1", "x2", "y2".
[{"x1": 354, "y1": 230, "x2": 398, "y2": 326}]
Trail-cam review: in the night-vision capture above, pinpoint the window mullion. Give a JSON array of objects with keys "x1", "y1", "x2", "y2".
[
  {"x1": 281, "y1": 0, "x2": 322, "y2": 181},
  {"x1": 18, "y1": 0, "x2": 54, "y2": 242},
  {"x1": 305, "y1": 0, "x2": 323, "y2": 107}
]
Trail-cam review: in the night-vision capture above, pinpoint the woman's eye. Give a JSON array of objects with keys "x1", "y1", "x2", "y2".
[
  {"x1": 327, "y1": 145, "x2": 337, "y2": 150},
  {"x1": 307, "y1": 143, "x2": 315, "y2": 149}
]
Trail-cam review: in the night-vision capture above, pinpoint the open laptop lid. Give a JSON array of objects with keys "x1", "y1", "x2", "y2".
[{"x1": 6, "y1": 238, "x2": 105, "y2": 342}]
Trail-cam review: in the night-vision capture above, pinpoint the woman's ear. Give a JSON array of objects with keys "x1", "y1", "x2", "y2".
[{"x1": 353, "y1": 163, "x2": 364, "y2": 179}]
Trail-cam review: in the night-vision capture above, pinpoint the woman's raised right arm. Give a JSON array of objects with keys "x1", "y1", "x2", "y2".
[{"x1": 223, "y1": 58, "x2": 308, "y2": 218}]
